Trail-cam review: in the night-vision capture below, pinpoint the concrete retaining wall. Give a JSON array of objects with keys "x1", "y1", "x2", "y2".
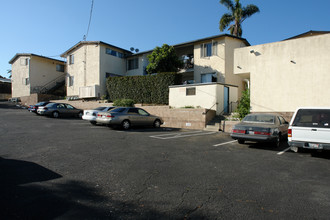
[{"x1": 50, "y1": 100, "x2": 216, "y2": 130}]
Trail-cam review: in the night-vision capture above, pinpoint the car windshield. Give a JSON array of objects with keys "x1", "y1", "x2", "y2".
[
  {"x1": 45, "y1": 103, "x2": 57, "y2": 107},
  {"x1": 94, "y1": 107, "x2": 106, "y2": 111},
  {"x1": 242, "y1": 114, "x2": 275, "y2": 124}
]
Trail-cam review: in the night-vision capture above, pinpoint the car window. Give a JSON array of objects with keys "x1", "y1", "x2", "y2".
[
  {"x1": 138, "y1": 109, "x2": 149, "y2": 116},
  {"x1": 293, "y1": 109, "x2": 330, "y2": 128},
  {"x1": 66, "y1": 104, "x2": 74, "y2": 109},
  {"x1": 110, "y1": 107, "x2": 126, "y2": 113},
  {"x1": 57, "y1": 104, "x2": 66, "y2": 109},
  {"x1": 279, "y1": 116, "x2": 286, "y2": 125},
  {"x1": 106, "y1": 107, "x2": 115, "y2": 112},
  {"x1": 128, "y1": 108, "x2": 139, "y2": 114},
  {"x1": 243, "y1": 115, "x2": 275, "y2": 124}
]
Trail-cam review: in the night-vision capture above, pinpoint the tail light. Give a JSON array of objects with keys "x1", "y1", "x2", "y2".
[
  {"x1": 232, "y1": 129, "x2": 246, "y2": 134},
  {"x1": 254, "y1": 131, "x2": 271, "y2": 136},
  {"x1": 43, "y1": 107, "x2": 48, "y2": 110},
  {"x1": 288, "y1": 129, "x2": 292, "y2": 137},
  {"x1": 106, "y1": 114, "x2": 114, "y2": 118}
]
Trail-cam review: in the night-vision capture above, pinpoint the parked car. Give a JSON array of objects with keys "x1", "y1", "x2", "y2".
[
  {"x1": 37, "y1": 103, "x2": 83, "y2": 118},
  {"x1": 288, "y1": 107, "x2": 330, "y2": 152},
  {"x1": 231, "y1": 113, "x2": 289, "y2": 147},
  {"x1": 82, "y1": 106, "x2": 115, "y2": 125},
  {"x1": 28, "y1": 101, "x2": 52, "y2": 114},
  {"x1": 96, "y1": 107, "x2": 164, "y2": 130}
]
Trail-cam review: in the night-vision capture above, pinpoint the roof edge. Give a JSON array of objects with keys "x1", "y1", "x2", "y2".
[{"x1": 9, "y1": 53, "x2": 66, "y2": 64}]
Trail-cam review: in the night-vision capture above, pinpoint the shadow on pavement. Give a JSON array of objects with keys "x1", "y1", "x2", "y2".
[
  {"x1": 0, "y1": 101, "x2": 24, "y2": 109},
  {"x1": 0, "y1": 157, "x2": 207, "y2": 219}
]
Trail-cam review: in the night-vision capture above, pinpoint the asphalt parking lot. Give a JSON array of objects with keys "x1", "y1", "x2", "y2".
[{"x1": 1, "y1": 101, "x2": 330, "y2": 219}]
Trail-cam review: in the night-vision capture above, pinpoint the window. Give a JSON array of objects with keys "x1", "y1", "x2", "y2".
[
  {"x1": 201, "y1": 41, "x2": 218, "y2": 57},
  {"x1": 56, "y1": 64, "x2": 64, "y2": 72},
  {"x1": 69, "y1": 55, "x2": 74, "y2": 64},
  {"x1": 23, "y1": 78, "x2": 29, "y2": 85},
  {"x1": 127, "y1": 58, "x2": 139, "y2": 70},
  {"x1": 128, "y1": 108, "x2": 139, "y2": 114},
  {"x1": 201, "y1": 73, "x2": 217, "y2": 83},
  {"x1": 138, "y1": 109, "x2": 149, "y2": 116},
  {"x1": 20, "y1": 58, "x2": 29, "y2": 66},
  {"x1": 106, "y1": 48, "x2": 124, "y2": 58},
  {"x1": 67, "y1": 76, "x2": 74, "y2": 87},
  {"x1": 186, "y1": 87, "x2": 196, "y2": 96}
]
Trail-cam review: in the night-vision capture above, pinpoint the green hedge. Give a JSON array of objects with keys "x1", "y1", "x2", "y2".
[{"x1": 106, "y1": 72, "x2": 182, "y2": 104}]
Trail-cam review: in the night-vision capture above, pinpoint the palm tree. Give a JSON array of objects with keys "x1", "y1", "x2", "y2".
[{"x1": 219, "y1": 0, "x2": 259, "y2": 37}]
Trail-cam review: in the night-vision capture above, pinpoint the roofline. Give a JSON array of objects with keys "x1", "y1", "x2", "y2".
[
  {"x1": 60, "y1": 41, "x2": 133, "y2": 57},
  {"x1": 9, "y1": 53, "x2": 65, "y2": 64},
  {"x1": 129, "y1": 34, "x2": 250, "y2": 57},
  {"x1": 283, "y1": 30, "x2": 330, "y2": 41}
]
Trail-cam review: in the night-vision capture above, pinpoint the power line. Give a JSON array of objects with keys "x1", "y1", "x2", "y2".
[{"x1": 83, "y1": 0, "x2": 94, "y2": 41}]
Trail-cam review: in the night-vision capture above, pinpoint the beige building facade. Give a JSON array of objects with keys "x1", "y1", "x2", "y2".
[
  {"x1": 9, "y1": 54, "x2": 66, "y2": 98},
  {"x1": 61, "y1": 41, "x2": 132, "y2": 98},
  {"x1": 234, "y1": 31, "x2": 330, "y2": 115}
]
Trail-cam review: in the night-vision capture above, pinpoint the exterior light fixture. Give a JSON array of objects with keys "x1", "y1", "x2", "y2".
[
  {"x1": 290, "y1": 60, "x2": 296, "y2": 64},
  {"x1": 250, "y1": 50, "x2": 255, "y2": 54}
]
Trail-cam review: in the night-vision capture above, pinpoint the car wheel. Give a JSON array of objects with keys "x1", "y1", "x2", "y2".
[
  {"x1": 274, "y1": 133, "x2": 281, "y2": 148},
  {"x1": 52, "y1": 111, "x2": 59, "y2": 118},
  {"x1": 153, "y1": 119, "x2": 161, "y2": 128},
  {"x1": 238, "y1": 139, "x2": 245, "y2": 144},
  {"x1": 77, "y1": 111, "x2": 83, "y2": 118},
  {"x1": 90, "y1": 121, "x2": 97, "y2": 125},
  {"x1": 122, "y1": 120, "x2": 131, "y2": 130}
]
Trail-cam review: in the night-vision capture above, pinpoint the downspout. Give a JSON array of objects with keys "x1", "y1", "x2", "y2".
[{"x1": 243, "y1": 79, "x2": 250, "y2": 89}]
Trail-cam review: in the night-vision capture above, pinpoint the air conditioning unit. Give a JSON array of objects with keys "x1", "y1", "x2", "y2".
[{"x1": 79, "y1": 85, "x2": 100, "y2": 98}]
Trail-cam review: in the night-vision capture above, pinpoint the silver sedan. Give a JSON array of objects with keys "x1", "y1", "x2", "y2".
[
  {"x1": 96, "y1": 107, "x2": 164, "y2": 130},
  {"x1": 82, "y1": 106, "x2": 115, "y2": 125}
]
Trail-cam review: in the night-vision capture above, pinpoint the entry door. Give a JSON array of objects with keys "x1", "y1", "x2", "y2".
[{"x1": 224, "y1": 87, "x2": 229, "y2": 114}]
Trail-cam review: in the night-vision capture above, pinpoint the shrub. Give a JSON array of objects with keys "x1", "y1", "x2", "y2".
[
  {"x1": 236, "y1": 89, "x2": 250, "y2": 120},
  {"x1": 107, "y1": 72, "x2": 182, "y2": 105},
  {"x1": 113, "y1": 99, "x2": 135, "y2": 107}
]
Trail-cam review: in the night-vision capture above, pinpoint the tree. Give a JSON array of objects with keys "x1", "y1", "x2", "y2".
[
  {"x1": 219, "y1": 0, "x2": 259, "y2": 37},
  {"x1": 146, "y1": 44, "x2": 183, "y2": 74},
  {"x1": 236, "y1": 89, "x2": 250, "y2": 119}
]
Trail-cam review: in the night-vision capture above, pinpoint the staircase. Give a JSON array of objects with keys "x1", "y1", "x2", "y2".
[
  {"x1": 31, "y1": 75, "x2": 66, "y2": 96},
  {"x1": 204, "y1": 115, "x2": 225, "y2": 132}
]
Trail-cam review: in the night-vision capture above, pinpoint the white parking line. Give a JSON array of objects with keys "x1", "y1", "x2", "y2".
[
  {"x1": 213, "y1": 140, "x2": 237, "y2": 147},
  {"x1": 277, "y1": 147, "x2": 291, "y2": 155},
  {"x1": 150, "y1": 131, "x2": 217, "y2": 140}
]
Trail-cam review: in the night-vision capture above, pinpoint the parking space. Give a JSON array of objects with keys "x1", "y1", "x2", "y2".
[{"x1": 1, "y1": 102, "x2": 330, "y2": 219}]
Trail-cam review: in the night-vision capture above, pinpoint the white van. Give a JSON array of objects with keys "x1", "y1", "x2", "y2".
[{"x1": 288, "y1": 107, "x2": 330, "y2": 152}]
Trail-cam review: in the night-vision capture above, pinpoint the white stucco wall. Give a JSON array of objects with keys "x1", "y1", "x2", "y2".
[
  {"x1": 66, "y1": 44, "x2": 100, "y2": 97},
  {"x1": 29, "y1": 56, "x2": 66, "y2": 90},
  {"x1": 169, "y1": 83, "x2": 238, "y2": 114},
  {"x1": 126, "y1": 54, "x2": 150, "y2": 76},
  {"x1": 234, "y1": 33, "x2": 330, "y2": 112},
  {"x1": 11, "y1": 56, "x2": 30, "y2": 97}
]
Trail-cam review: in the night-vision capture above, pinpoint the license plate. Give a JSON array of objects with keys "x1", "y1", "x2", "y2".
[
  {"x1": 308, "y1": 143, "x2": 322, "y2": 149},
  {"x1": 102, "y1": 115, "x2": 106, "y2": 118},
  {"x1": 248, "y1": 131, "x2": 254, "y2": 135}
]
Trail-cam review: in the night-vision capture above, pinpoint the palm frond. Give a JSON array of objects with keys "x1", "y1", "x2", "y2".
[
  {"x1": 242, "y1": 4, "x2": 260, "y2": 18},
  {"x1": 219, "y1": 13, "x2": 234, "y2": 32},
  {"x1": 219, "y1": 0, "x2": 234, "y2": 11}
]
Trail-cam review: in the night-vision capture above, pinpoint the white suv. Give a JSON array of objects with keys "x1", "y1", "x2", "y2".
[{"x1": 288, "y1": 107, "x2": 330, "y2": 152}]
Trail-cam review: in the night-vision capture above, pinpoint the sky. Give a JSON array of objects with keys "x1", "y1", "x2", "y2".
[{"x1": 1, "y1": 0, "x2": 330, "y2": 78}]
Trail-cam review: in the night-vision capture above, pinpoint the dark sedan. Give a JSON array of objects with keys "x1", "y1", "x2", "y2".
[
  {"x1": 37, "y1": 103, "x2": 83, "y2": 118},
  {"x1": 231, "y1": 113, "x2": 289, "y2": 147}
]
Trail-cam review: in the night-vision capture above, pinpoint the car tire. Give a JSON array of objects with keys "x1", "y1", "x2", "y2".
[
  {"x1": 153, "y1": 119, "x2": 161, "y2": 128},
  {"x1": 238, "y1": 139, "x2": 245, "y2": 144},
  {"x1": 274, "y1": 133, "x2": 281, "y2": 148},
  {"x1": 52, "y1": 111, "x2": 59, "y2": 118},
  {"x1": 122, "y1": 120, "x2": 131, "y2": 130},
  {"x1": 90, "y1": 121, "x2": 97, "y2": 125},
  {"x1": 77, "y1": 112, "x2": 83, "y2": 118}
]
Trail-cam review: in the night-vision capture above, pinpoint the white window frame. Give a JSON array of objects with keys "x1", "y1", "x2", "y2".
[
  {"x1": 20, "y1": 58, "x2": 29, "y2": 66},
  {"x1": 69, "y1": 54, "x2": 74, "y2": 64},
  {"x1": 201, "y1": 41, "x2": 218, "y2": 58}
]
